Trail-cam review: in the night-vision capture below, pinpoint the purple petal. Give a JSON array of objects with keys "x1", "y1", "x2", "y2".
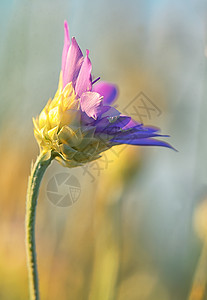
[
  {"x1": 102, "y1": 116, "x2": 132, "y2": 134},
  {"x1": 121, "y1": 118, "x2": 142, "y2": 130},
  {"x1": 100, "y1": 106, "x2": 121, "y2": 118},
  {"x1": 110, "y1": 137, "x2": 174, "y2": 149},
  {"x1": 75, "y1": 49, "x2": 92, "y2": 97},
  {"x1": 110, "y1": 126, "x2": 167, "y2": 140},
  {"x1": 81, "y1": 111, "x2": 95, "y2": 126},
  {"x1": 112, "y1": 116, "x2": 131, "y2": 128},
  {"x1": 121, "y1": 126, "x2": 161, "y2": 137},
  {"x1": 61, "y1": 21, "x2": 70, "y2": 75},
  {"x1": 81, "y1": 104, "x2": 121, "y2": 125},
  {"x1": 80, "y1": 92, "x2": 103, "y2": 119},
  {"x1": 63, "y1": 37, "x2": 83, "y2": 88},
  {"x1": 92, "y1": 81, "x2": 118, "y2": 105},
  {"x1": 94, "y1": 117, "x2": 111, "y2": 132},
  {"x1": 80, "y1": 106, "x2": 111, "y2": 126},
  {"x1": 94, "y1": 116, "x2": 131, "y2": 135},
  {"x1": 96, "y1": 105, "x2": 111, "y2": 117}
]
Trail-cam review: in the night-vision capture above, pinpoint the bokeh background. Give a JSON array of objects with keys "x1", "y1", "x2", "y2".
[{"x1": 0, "y1": 0, "x2": 207, "y2": 299}]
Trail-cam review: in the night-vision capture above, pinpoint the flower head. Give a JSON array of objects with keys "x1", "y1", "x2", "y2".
[{"x1": 33, "y1": 21, "x2": 173, "y2": 167}]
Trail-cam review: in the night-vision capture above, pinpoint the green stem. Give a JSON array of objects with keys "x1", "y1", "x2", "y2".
[{"x1": 25, "y1": 151, "x2": 54, "y2": 300}]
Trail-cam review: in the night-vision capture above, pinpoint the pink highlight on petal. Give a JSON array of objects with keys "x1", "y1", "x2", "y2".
[
  {"x1": 122, "y1": 118, "x2": 142, "y2": 130},
  {"x1": 80, "y1": 92, "x2": 103, "y2": 119},
  {"x1": 63, "y1": 37, "x2": 83, "y2": 88},
  {"x1": 61, "y1": 21, "x2": 70, "y2": 74},
  {"x1": 92, "y1": 81, "x2": 118, "y2": 105},
  {"x1": 75, "y1": 49, "x2": 92, "y2": 97}
]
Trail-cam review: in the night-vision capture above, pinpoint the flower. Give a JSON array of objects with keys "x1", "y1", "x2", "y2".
[{"x1": 33, "y1": 21, "x2": 173, "y2": 167}]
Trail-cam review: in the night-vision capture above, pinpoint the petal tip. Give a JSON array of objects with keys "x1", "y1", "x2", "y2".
[
  {"x1": 64, "y1": 20, "x2": 70, "y2": 41},
  {"x1": 92, "y1": 81, "x2": 118, "y2": 105}
]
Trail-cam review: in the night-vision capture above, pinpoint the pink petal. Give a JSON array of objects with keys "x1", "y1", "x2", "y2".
[
  {"x1": 80, "y1": 92, "x2": 103, "y2": 119},
  {"x1": 121, "y1": 118, "x2": 142, "y2": 130},
  {"x1": 75, "y1": 49, "x2": 92, "y2": 97},
  {"x1": 92, "y1": 81, "x2": 118, "y2": 105},
  {"x1": 61, "y1": 21, "x2": 70, "y2": 74},
  {"x1": 63, "y1": 37, "x2": 83, "y2": 88}
]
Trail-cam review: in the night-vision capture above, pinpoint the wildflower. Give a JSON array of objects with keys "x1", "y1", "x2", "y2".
[
  {"x1": 33, "y1": 21, "x2": 173, "y2": 167},
  {"x1": 26, "y1": 22, "x2": 175, "y2": 299}
]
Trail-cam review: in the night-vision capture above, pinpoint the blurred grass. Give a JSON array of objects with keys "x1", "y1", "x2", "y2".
[
  {"x1": 0, "y1": 132, "x2": 171, "y2": 300},
  {"x1": 0, "y1": 127, "x2": 202, "y2": 300}
]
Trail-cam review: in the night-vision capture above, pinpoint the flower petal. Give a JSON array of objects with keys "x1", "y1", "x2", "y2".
[
  {"x1": 110, "y1": 125, "x2": 166, "y2": 140},
  {"x1": 121, "y1": 118, "x2": 142, "y2": 130},
  {"x1": 92, "y1": 81, "x2": 118, "y2": 105},
  {"x1": 75, "y1": 49, "x2": 92, "y2": 97},
  {"x1": 93, "y1": 117, "x2": 111, "y2": 132},
  {"x1": 110, "y1": 136, "x2": 174, "y2": 149},
  {"x1": 61, "y1": 21, "x2": 70, "y2": 75},
  {"x1": 95, "y1": 115, "x2": 131, "y2": 135},
  {"x1": 80, "y1": 92, "x2": 103, "y2": 119},
  {"x1": 63, "y1": 37, "x2": 83, "y2": 88},
  {"x1": 100, "y1": 106, "x2": 121, "y2": 118}
]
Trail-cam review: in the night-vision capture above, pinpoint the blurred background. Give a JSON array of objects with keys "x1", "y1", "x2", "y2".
[{"x1": 0, "y1": 0, "x2": 207, "y2": 299}]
